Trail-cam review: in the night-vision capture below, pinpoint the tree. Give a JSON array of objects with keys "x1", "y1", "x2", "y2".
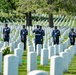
[
  {"x1": 16, "y1": 0, "x2": 48, "y2": 26},
  {"x1": 17, "y1": 0, "x2": 76, "y2": 27},
  {"x1": 25, "y1": 12, "x2": 32, "y2": 26},
  {"x1": 0, "y1": 0, "x2": 18, "y2": 17},
  {"x1": 16, "y1": 0, "x2": 35, "y2": 26},
  {"x1": 1, "y1": 0, "x2": 76, "y2": 27},
  {"x1": 48, "y1": 0, "x2": 53, "y2": 27}
]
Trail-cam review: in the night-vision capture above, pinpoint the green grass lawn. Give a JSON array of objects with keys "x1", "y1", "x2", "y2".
[
  {"x1": 0, "y1": 43, "x2": 76, "y2": 74},
  {"x1": 64, "y1": 55, "x2": 76, "y2": 75},
  {"x1": 19, "y1": 50, "x2": 76, "y2": 75},
  {"x1": 18, "y1": 50, "x2": 50, "y2": 75}
]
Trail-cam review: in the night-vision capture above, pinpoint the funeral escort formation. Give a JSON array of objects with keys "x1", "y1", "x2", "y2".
[{"x1": 3, "y1": 24, "x2": 76, "y2": 51}]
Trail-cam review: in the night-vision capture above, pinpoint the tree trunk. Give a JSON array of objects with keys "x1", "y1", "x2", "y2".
[
  {"x1": 26, "y1": 12, "x2": 32, "y2": 26},
  {"x1": 49, "y1": 14, "x2": 53, "y2": 28},
  {"x1": 48, "y1": 0, "x2": 54, "y2": 28},
  {"x1": 48, "y1": 0, "x2": 52, "y2": 4}
]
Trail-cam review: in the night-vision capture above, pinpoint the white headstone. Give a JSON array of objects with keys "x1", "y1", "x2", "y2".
[
  {"x1": 69, "y1": 46, "x2": 75, "y2": 58},
  {"x1": 73, "y1": 45, "x2": 76, "y2": 54},
  {"x1": 28, "y1": 46, "x2": 34, "y2": 53},
  {"x1": 15, "y1": 41, "x2": 19, "y2": 48},
  {"x1": 4, "y1": 54, "x2": 18, "y2": 75},
  {"x1": 50, "y1": 56, "x2": 63, "y2": 75},
  {"x1": 59, "y1": 44, "x2": 64, "y2": 53},
  {"x1": 14, "y1": 48, "x2": 23, "y2": 66},
  {"x1": 27, "y1": 52, "x2": 37, "y2": 72},
  {"x1": 37, "y1": 44, "x2": 42, "y2": 56},
  {"x1": 18, "y1": 42, "x2": 24, "y2": 51},
  {"x1": 43, "y1": 44, "x2": 47, "y2": 48},
  {"x1": 54, "y1": 45, "x2": 59, "y2": 55},
  {"x1": 67, "y1": 48, "x2": 72, "y2": 64},
  {"x1": 41, "y1": 48, "x2": 48, "y2": 65},
  {"x1": 48, "y1": 46, "x2": 54, "y2": 59},
  {"x1": 32, "y1": 39, "x2": 35, "y2": 52},
  {"x1": 0, "y1": 51, "x2": 2, "y2": 73},
  {"x1": 10, "y1": 42, "x2": 15, "y2": 52},
  {"x1": 63, "y1": 42, "x2": 66, "y2": 50},
  {"x1": 65, "y1": 49, "x2": 71, "y2": 65},
  {"x1": 28, "y1": 70, "x2": 48, "y2": 75},
  {"x1": 47, "y1": 40, "x2": 50, "y2": 47},
  {"x1": 60, "y1": 52, "x2": 68, "y2": 72},
  {"x1": 3, "y1": 42, "x2": 8, "y2": 47},
  {"x1": 0, "y1": 42, "x2": 4, "y2": 49}
]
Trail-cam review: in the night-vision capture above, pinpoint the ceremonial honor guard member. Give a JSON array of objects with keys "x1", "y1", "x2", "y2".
[
  {"x1": 39, "y1": 26, "x2": 45, "y2": 47},
  {"x1": 52, "y1": 26, "x2": 60, "y2": 45},
  {"x1": 69, "y1": 28, "x2": 76, "y2": 45},
  {"x1": 3, "y1": 24, "x2": 10, "y2": 43},
  {"x1": 33, "y1": 25, "x2": 41, "y2": 51},
  {"x1": 20, "y1": 25, "x2": 28, "y2": 50}
]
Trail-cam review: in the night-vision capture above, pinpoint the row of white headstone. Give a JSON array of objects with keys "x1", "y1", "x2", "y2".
[
  {"x1": 0, "y1": 41, "x2": 24, "y2": 75},
  {"x1": 27, "y1": 43, "x2": 76, "y2": 75},
  {"x1": 26, "y1": 26, "x2": 76, "y2": 75},
  {"x1": 0, "y1": 24, "x2": 25, "y2": 75},
  {"x1": 0, "y1": 25, "x2": 74, "y2": 75}
]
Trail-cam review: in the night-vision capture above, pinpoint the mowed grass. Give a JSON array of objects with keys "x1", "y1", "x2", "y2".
[
  {"x1": 18, "y1": 51, "x2": 76, "y2": 75},
  {"x1": 18, "y1": 50, "x2": 76, "y2": 75},
  {"x1": 18, "y1": 50, "x2": 50, "y2": 75},
  {"x1": 64, "y1": 55, "x2": 76, "y2": 75}
]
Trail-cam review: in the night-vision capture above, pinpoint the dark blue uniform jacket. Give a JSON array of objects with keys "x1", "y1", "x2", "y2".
[
  {"x1": 3, "y1": 27, "x2": 10, "y2": 41},
  {"x1": 20, "y1": 29, "x2": 28, "y2": 42},
  {"x1": 52, "y1": 29, "x2": 60, "y2": 44},
  {"x1": 39, "y1": 29, "x2": 45, "y2": 40},
  {"x1": 33, "y1": 28, "x2": 41, "y2": 44},
  {"x1": 69, "y1": 31, "x2": 76, "y2": 43}
]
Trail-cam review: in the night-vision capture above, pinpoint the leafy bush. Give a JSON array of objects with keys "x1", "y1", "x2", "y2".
[{"x1": 2, "y1": 47, "x2": 10, "y2": 56}]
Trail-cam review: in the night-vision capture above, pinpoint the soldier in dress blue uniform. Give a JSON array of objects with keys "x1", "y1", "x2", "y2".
[
  {"x1": 33, "y1": 25, "x2": 41, "y2": 51},
  {"x1": 20, "y1": 25, "x2": 28, "y2": 50},
  {"x1": 3, "y1": 24, "x2": 10, "y2": 43},
  {"x1": 69, "y1": 28, "x2": 76, "y2": 45},
  {"x1": 39, "y1": 26, "x2": 45, "y2": 46},
  {"x1": 52, "y1": 26, "x2": 60, "y2": 45}
]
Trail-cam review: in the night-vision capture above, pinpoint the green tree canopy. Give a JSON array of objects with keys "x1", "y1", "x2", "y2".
[
  {"x1": 16, "y1": 0, "x2": 76, "y2": 16},
  {"x1": 0, "y1": 0, "x2": 18, "y2": 13}
]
